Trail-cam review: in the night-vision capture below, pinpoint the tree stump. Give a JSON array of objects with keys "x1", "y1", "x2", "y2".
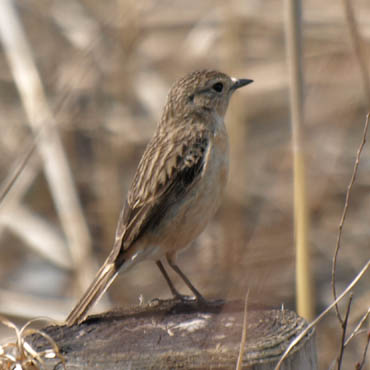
[{"x1": 30, "y1": 299, "x2": 317, "y2": 369}]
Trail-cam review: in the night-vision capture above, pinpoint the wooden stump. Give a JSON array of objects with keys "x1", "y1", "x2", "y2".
[{"x1": 30, "y1": 299, "x2": 317, "y2": 369}]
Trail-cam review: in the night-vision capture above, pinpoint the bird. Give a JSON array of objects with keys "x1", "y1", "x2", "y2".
[{"x1": 66, "y1": 70, "x2": 253, "y2": 325}]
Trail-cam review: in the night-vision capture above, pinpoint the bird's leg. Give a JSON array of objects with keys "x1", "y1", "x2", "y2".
[
  {"x1": 156, "y1": 260, "x2": 190, "y2": 301},
  {"x1": 166, "y1": 254, "x2": 207, "y2": 303}
]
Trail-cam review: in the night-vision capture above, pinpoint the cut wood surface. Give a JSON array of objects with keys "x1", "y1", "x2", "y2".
[{"x1": 30, "y1": 299, "x2": 317, "y2": 369}]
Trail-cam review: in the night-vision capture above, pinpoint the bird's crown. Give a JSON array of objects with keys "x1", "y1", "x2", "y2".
[{"x1": 161, "y1": 69, "x2": 252, "y2": 123}]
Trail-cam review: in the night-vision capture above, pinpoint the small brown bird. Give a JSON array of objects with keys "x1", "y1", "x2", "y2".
[{"x1": 66, "y1": 70, "x2": 252, "y2": 325}]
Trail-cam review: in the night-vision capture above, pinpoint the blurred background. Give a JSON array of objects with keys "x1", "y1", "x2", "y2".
[{"x1": 0, "y1": 0, "x2": 369, "y2": 368}]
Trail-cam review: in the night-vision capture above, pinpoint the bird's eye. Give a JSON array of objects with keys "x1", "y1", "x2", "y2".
[{"x1": 212, "y1": 82, "x2": 223, "y2": 93}]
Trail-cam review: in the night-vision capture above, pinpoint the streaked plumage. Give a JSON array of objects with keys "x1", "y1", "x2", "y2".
[{"x1": 66, "y1": 70, "x2": 253, "y2": 325}]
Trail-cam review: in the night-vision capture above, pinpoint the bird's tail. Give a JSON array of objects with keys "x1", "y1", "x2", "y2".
[{"x1": 66, "y1": 260, "x2": 118, "y2": 326}]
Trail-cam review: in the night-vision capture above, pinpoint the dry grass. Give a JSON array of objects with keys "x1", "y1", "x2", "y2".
[
  {"x1": 0, "y1": 316, "x2": 64, "y2": 370},
  {"x1": 0, "y1": 0, "x2": 369, "y2": 368}
]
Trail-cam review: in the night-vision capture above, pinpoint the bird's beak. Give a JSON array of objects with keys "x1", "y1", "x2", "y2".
[{"x1": 230, "y1": 78, "x2": 253, "y2": 91}]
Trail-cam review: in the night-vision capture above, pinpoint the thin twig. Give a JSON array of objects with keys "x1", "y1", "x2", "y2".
[
  {"x1": 336, "y1": 294, "x2": 353, "y2": 370},
  {"x1": 344, "y1": 308, "x2": 370, "y2": 346},
  {"x1": 0, "y1": 140, "x2": 37, "y2": 206},
  {"x1": 236, "y1": 290, "x2": 249, "y2": 370},
  {"x1": 0, "y1": 87, "x2": 70, "y2": 208},
  {"x1": 274, "y1": 258, "x2": 369, "y2": 370},
  {"x1": 355, "y1": 332, "x2": 369, "y2": 370},
  {"x1": 332, "y1": 113, "x2": 369, "y2": 325}
]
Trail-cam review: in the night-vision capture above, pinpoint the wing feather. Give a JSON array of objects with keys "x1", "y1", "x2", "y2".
[{"x1": 112, "y1": 124, "x2": 209, "y2": 262}]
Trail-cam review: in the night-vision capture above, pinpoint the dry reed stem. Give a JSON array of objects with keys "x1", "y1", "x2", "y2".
[
  {"x1": 332, "y1": 114, "x2": 369, "y2": 325},
  {"x1": 284, "y1": 0, "x2": 314, "y2": 320},
  {"x1": 0, "y1": 0, "x2": 95, "y2": 292},
  {"x1": 235, "y1": 290, "x2": 249, "y2": 370}
]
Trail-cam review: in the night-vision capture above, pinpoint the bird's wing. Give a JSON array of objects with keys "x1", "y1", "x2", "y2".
[
  {"x1": 110, "y1": 124, "x2": 210, "y2": 264},
  {"x1": 66, "y1": 124, "x2": 210, "y2": 325}
]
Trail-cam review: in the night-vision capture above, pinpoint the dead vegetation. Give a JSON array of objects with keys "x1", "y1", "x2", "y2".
[
  {"x1": 0, "y1": 316, "x2": 64, "y2": 370},
  {"x1": 0, "y1": 0, "x2": 368, "y2": 368}
]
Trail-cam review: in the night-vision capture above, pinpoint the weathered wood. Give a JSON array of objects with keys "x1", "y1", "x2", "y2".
[{"x1": 30, "y1": 299, "x2": 317, "y2": 369}]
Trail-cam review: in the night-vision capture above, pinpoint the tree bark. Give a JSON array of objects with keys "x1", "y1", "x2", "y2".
[{"x1": 30, "y1": 299, "x2": 317, "y2": 369}]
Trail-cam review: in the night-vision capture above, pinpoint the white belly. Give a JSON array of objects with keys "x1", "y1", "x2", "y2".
[{"x1": 150, "y1": 128, "x2": 229, "y2": 256}]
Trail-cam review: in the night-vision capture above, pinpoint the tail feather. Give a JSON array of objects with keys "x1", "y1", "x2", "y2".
[
  {"x1": 66, "y1": 261, "x2": 118, "y2": 326},
  {"x1": 66, "y1": 245, "x2": 156, "y2": 326}
]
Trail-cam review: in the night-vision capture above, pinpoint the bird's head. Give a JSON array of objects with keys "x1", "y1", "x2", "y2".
[{"x1": 163, "y1": 70, "x2": 253, "y2": 122}]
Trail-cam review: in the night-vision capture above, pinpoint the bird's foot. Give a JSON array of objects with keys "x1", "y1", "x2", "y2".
[
  {"x1": 176, "y1": 294, "x2": 224, "y2": 308},
  {"x1": 176, "y1": 293, "x2": 197, "y2": 302}
]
